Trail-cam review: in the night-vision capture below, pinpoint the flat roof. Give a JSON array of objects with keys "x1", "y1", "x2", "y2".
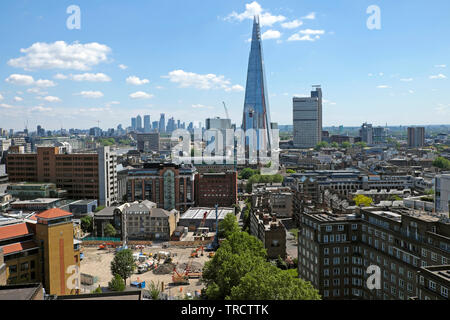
[
  {"x1": 0, "y1": 283, "x2": 43, "y2": 300},
  {"x1": 12, "y1": 198, "x2": 61, "y2": 205},
  {"x1": 180, "y1": 207, "x2": 234, "y2": 220}
]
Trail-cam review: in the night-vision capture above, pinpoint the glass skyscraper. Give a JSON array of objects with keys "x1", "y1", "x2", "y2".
[{"x1": 242, "y1": 16, "x2": 272, "y2": 162}]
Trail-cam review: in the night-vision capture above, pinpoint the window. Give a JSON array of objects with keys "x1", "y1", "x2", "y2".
[
  {"x1": 442, "y1": 287, "x2": 448, "y2": 298},
  {"x1": 429, "y1": 281, "x2": 436, "y2": 291},
  {"x1": 324, "y1": 248, "x2": 329, "y2": 255},
  {"x1": 324, "y1": 269, "x2": 329, "y2": 276},
  {"x1": 9, "y1": 265, "x2": 17, "y2": 274},
  {"x1": 338, "y1": 225, "x2": 344, "y2": 231},
  {"x1": 324, "y1": 258, "x2": 329, "y2": 266},
  {"x1": 333, "y1": 247, "x2": 340, "y2": 254},
  {"x1": 351, "y1": 224, "x2": 358, "y2": 230},
  {"x1": 326, "y1": 225, "x2": 332, "y2": 232}
]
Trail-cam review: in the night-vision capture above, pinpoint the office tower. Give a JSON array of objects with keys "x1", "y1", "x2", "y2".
[
  {"x1": 144, "y1": 115, "x2": 151, "y2": 133},
  {"x1": 373, "y1": 126, "x2": 387, "y2": 144},
  {"x1": 152, "y1": 121, "x2": 159, "y2": 132},
  {"x1": 360, "y1": 123, "x2": 373, "y2": 145},
  {"x1": 435, "y1": 174, "x2": 450, "y2": 214},
  {"x1": 136, "y1": 115, "x2": 143, "y2": 132},
  {"x1": 159, "y1": 113, "x2": 166, "y2": 133},
  {"x1": 131, "y1": 117, "x2": 137, "y2": 131},
  {"x1": 205, "y1": 117, "x2": 232, "y2": 159},
  {"x1": 177, "y1": 120, "x2": 181, "y2": 129},
  {"x1": 98, "y1": 146, "x2": 118, "y2": 206},
  {"x1": 293, "y1": 86, "x2": 323, "y2": 148},
  {"x1": 166, "y1": 117, "x2": 176, "y2": 133},
  {"x1": 242, "y1": 16, "x2": 272, "y2": 163},
  {"x1": 36, "y1": 125, "x2": 45, "y2": 137},
  {"x1": 407, "y1": 127, "x2": 425, "y2": 148},
  {"x1": 187, "y1": 122, "x2": 194, "y2": 132},
  {"x1": 136, "y1": 133, "x2": 160, "y2": 153}
]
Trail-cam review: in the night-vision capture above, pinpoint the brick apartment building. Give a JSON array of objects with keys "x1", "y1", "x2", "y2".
[
  {"x1": 125, "y1": 163, "x2": 196, "y2": 212},
  {"x1": 194, "y1": 171, "x2": 237, "y2": 208},
  {"x1": 6, "y1": 146, "x2": 118, "y2": 206},
  {"x1": 297, "y1": 206, "x2": 450, "y2": 300}
]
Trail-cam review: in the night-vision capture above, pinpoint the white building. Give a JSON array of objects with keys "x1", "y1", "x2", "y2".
[
  {"x1": 98, "y1": 146, "x2": 118, "y2": 207},
  {"x1": 435, "y1": 174, "x2": 450, "y2": 214}
]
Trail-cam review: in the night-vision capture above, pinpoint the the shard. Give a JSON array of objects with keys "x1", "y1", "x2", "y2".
[{"x1": 242, "y1": 16, "x2": 272, "y2": 163}]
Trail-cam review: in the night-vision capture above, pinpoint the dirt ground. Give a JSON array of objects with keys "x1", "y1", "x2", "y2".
[{"x1": 80, "y1": 244, "x2": 211, "y2": 298}]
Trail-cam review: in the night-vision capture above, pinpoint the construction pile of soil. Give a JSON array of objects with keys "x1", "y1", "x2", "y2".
[
  {"x1": 177, "y1": 261, "x2": 202, "y2": 273},
  {"x1": 153, "y1": 263, "x2": 175, "y2": 274}
]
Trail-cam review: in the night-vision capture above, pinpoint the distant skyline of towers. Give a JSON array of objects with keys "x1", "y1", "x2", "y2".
[
  {"x1": 408, "y1": 126, "x2": 425, "y2": 148},
  {"x1": 242, "y1": 16, "x2": 273, "y2": 163}
]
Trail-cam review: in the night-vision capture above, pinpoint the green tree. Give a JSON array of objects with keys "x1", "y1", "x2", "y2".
[
  {"x1": 331, "y1": 142, "x2": 339, "y2": 148},
  {"x1": 433, "y1": 157, "x2": 450, "y2": 170},
  {"x1": 81, "y1": 216, "x2": 93, "y2": 233},
  {"x1": 104, "y1": 223, "x2": 117, "y2": 237},
  {"x1": 314, "y1": 141, "x2": 329, "y2": 151},
  {"x1": 353, "y1": 195, "x2": 373, "y2": 207},
  {"x1": 92, "y1": 285, "x2": 102, "y2": 294},
  {"x1": 228, "y1": 264, "x2": 321, "y2": 300},
  {"x1": 240, "y1": 168, "x2": 257, "y2": 180},
  {"x1": 108, "y1": 274, "x2": 125, "y2": 292},
  {"x1": 286, "y1": 169, "x2": 296, "y2": 174},
  {"x1": 110, "y1": 249, "x2": 135, "y2": 284},
  {"x1": 218, "y1": 213, "x2": 240, "y2": 239},
  {"x1": 202, "y1": 231, "x2": 267, "y2": 300},
  {"x1": 340, "y1": 142, "x2": 351, "y2": 149},
  {"x1": 95, "y1": 205, "x2": 105, "y2": 212},
  {"x1": 355, "y1": 141, "x2": 367, "y2": 149}
]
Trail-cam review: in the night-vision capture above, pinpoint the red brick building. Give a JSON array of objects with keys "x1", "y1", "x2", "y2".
[{"x1": 194, "y1": 171, "x2": 237, "y2": 207}]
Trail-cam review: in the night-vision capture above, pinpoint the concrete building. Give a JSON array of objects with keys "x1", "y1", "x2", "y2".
[
  {"x1": 143, "y1": 115, "x2": 151, "y2": 133},
  {"x1": 435, "y1": 174, "x2": 450, "y2": 214},
  {"x1": 293, "y1": 86, "x2": 323, "y2": 148},
  {"x1": 417, "y1": 265, "x2": 450, "y2": 300},
  {"x1": 194, "y1": 171, "x2": 237, "y2": 208},
  {"x1": 136, "y1": 115, "x2": 142, "y2": 132},
  {"x1": 408, "y1": 127, "x2": 425, "y2": 148},
  {"x1": 6, "y1": 146, "x2": 118, "y2": 206},
  {"x1": 360, "y1": 123, "x2": 373, "y2": 145},
  {"x1": 250, "y1": 210, "x2": 286, "y2": 259},
  {"x1": 136, "y1": 133, "x2": 160, "y2": 153},
  {"x1": 178, "y1": 207, "x2": 234, "y2": 233},
  {"x1": 6, "y1": 183, "x2": 67, "y2": 200},
  {"x1": 252, "y1": 185, "x2": 293, "y2": 218}
]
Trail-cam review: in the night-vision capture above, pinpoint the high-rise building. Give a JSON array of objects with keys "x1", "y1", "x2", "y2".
[
  {"x1": 293, "y1": 86, "x2": 323, "y2": 148},
  {"x1": 435, "y1": 174, "x2": 450, "y2": 214},
  {"x1": 152, "y1": 121, "x2": 159, "y2": 132},
  {"x1": 144, "y1": 115, "x2": 151, "y2": 133},
  {"x1": 242, "y1": 16, "x2": 272, "y2": 163},
  {"x1": 407, "y1": 127, "x2": 425, "y2": 148},
  {"x1": 131, "y1": 117, "x2": 137, "y2": 131},
  {"x1": 373, "y1": 126, "x2": 387, "y2": 144},
  {"x1": 136, "y1": 133, "x2": 160, "y2": 153},
  {"x1": 136, "y1": 115, "x2": 143, "y2": 132},
  {"x1": 166, "y1": 117, "x2": 176, "y2": 133},
  {"x1": 159, "y1": 113, "x2": 166, "y2": 134},
  {"x1": 360, "y1": 123, "x2": 373, "y2": 145}
]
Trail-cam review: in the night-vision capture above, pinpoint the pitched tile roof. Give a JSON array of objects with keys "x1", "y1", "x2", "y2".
[
  {"x1": 36, "y1": 208, "x2": 72, "y2": 220},
  {"x1": 0, "y1": 223, "x2": 33, "y2": 241},
  {"x1": 1, "y1": 240, "x2": 38, "y2": 255}
]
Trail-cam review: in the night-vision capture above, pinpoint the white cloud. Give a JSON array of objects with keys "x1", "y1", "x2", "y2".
[
  {"x1": 368, "y1": 73, "x2": 373, "y2": 77},
  {"x1": 409, "y1": 90, "x2": 415, "y2": 94},
  {"x1": 400, "y1": 78, "x2": 413, "y2": 82},
  {"x1": 8, "y1": 41, "x2": 111, "y2": 71},
  {"x1": 163, "y1": 69, "x2": 243, "y2": 92},
  {"x1": 35, "y1": 79, "x2": 56, "y2": 87},
  {"x1": 71, "y1": 73, "x2": 111, "y2": 82},
  {"x1": 0, "y1": 94, "x2": 3, "y2": 100},
  {"x1": 126, "y1": 76, "x2": 150, "y2": 85},
  {"x1": 40, "y1": 96, "x2": 61, "y2": 102},
  {"x1": 435, "y1": 64, "x2": 446, "y2": 68},
  {"x1": 225, "y1": 1, "x2": 286, "y2": 27},
  {"x1": 105, "y1": 101, "x2": 120, "y2": 107},
  {"x1": 302, "y1": 12, "x2": 316, "y2": 20},
  {"x1": 0, "y1": 103, "x2": 13, "y2": 109},
  {"x1": 31, "y1": 106, "x2": 52, "y2": 112},
  {"x1": 377, "y1": 85, "x2": 390, "y2": 89},
  {"x1": 129, "y1": 91, "x2": 154, "y2": 99},
  {"x1": 54, "y1": 73, "x2": 68, "y2": 80},
  {"x1": 77, "y1": 91, "x2": 104, "y2": 99},
  {"x1": 261, "y1": 30, "x2": 282, "y2": 40},
  {"x1": 27, "y1": 88, "x2": 48, "y2": 96},
  {"x1": 288, "y1": 34, "x2": 315, "y2": 42},
  {"x1": 5, "y1": 74, "x2": 35, "y2": 85},
  {"x1": 14, "y1": 96, "x2": 23, "y2": 102},
  {"x1": 429, "y1": 74, "x2": 447, "y2": 79},
  {"x1": 119, "y1": 64, "x2": 128, "y2": 70},
  {"x1": 225, "y1": 84, "x2": 245, "y2": 92},
  {"x1": 299, "y1": 29, "x2": 325, "y2": 35},
  {"x1": 192, "y1": 104, "x2": 214, "y2": 109},
  {"x1": 281, "y1": 19, "x2": 303, "y2": 29}
]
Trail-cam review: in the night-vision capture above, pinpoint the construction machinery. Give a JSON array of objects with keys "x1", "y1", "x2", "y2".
[
  {"x1": 171, "y1": 266, "x2": 189, "y2": 285},
  {"x1": 222, "y1": 101, "x2": 230, "y2": 119}
]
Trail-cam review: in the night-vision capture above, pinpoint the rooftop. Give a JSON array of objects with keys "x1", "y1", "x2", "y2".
[
  {"x1": 0, "y1": 222, "x2": 33, "y2": 241},
  {"x1": 180, "y1": 207, "x2": 234, "y2": 220},
  {"x1": 1, "y1": 240, "x2": 38, "y2": 255},
  {"x1": 36, "y1": 208, "x2": 72, "y2": 220},
  {"x1": 0, "y1": 283, "x2": 43, "y2": 300}
]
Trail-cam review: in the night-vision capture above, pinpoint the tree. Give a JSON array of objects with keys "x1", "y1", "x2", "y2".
[
  {"x1": 340, "y1": 142, "x2": 351, "y2": 149},
  {"x1": 104, "y1": 223, "x2": 117, "y2": 237},
  {"x1": 240, "y1": 168, "x2": 257, "y2": 180},
  {"x1": 355, "y1": 142, "x2": 367, "y2": 149},
  {"x1": 108, "y1": 274, "x2": 125, "y2": 292},
  {"x1": 314, "y1": 141, "x2": 329, "y2": 151},
  {"x1": 433, "y1": 157, "x2": 450, "y2": 170},
  {"x1": 218, "y1": 213, "x2": 240, "y2": 239},
  {"x1": 331, "y1": 142, "x2": 339, "y2": 148},
  {"x1": 92, "y1": 285, "x2": 102, "y2": 294},
  {"x1": 202, "y1": 231, "x2": 267, "y2": 300},
  {"x1": 81, "y1": 216, "x2": 93, "y2": 233},
  {"x1": 228, "y1": 264, "x2": 321, "y2": 300},
  {"x1": 353, "y1": 195, "x2": 373, "y2": 207},
  {"x1": 286, "y1": 169, "x2": 296, "y2": 174},
  {"x1": 110, "y1": 249, "x2": 135, "y2": 284}
]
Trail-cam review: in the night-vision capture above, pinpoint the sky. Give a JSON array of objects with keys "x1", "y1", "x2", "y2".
[{"x1": 0, "y1": 0, "x2": 449, "y2": 131}]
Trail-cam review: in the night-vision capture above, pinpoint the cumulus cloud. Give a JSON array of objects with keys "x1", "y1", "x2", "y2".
[
  {"x1": 8, "y1": 41, "x2": 111, "y2": 71},
  {"x1": 302, "y1": 12, "x2": 316, "y2": 20},
  {"x1": 40, "y1": 96, "x2": 61, "y2": 102},
  {"x1": 163, "y1": 69, "x2": 243, "y2": 92},
  {"x1": 126, "y1": 76, "x2": 150, "y2": 85},
  {"x1": 31, "y1": 106, "x2": 52, "y2": 112},
  {"x1": 0, "y1": 103, "x2": 13, "y2": 109},
  {"x1": 119, "y1": 64, "x2": 128, "y2": 70},
  {"x1": 429, "y1": 74, "x2": 447, "y2": 79},
  {"x1": 192, "y1": 104, "x2": 214, "y2": 109},
  {"x1": 435, "y1": 64, "x2": 446, "y2": 68},
  {"x1": 14, "y1": 96, "x2": 23, "y2": 102},
  {"x1": 129, "y1": 91, "x2": 154, "y2": 99},
  {"x1": 377, "y1": 85, "x2": 390, "y2": 89},
  {"x1": 261, "y1": 30, "x2": 281, "y2": 40},
  {"x1": 288, "y1": 29, "x2": 325, "y2": 42},
  {"x1": 54, "y1": 73, "x2": 68, "y2": 80},
  {"x1": 288, "y1": 34, "x2": 315, "y2": 42},
  {"x1": 281, "y1": 19, "x2": 303, "y2": 29},
  {"x1": 77, "y1": 91, "x2": 104, "y2": 98},
  {"x1": 0, "y1": 94, "x2": 3, "y2": 100},
  {"x1": 71, "y1": 73, "x2": 111, "y2": 82},
  {"x1": 400, "y1": 78, "x2": 413, "y2": 82},
  {"x1": 225, "y1": 1, "x2": 286, "y2": 27},
  {"x1": 5, "y1": 74, "x2": 55, "y2": 87},
  {"x1": 27, "y1": 88, "x2": 48, "y2": 96}
]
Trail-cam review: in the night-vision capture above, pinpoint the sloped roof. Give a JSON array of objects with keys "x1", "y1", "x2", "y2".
[
  {"x1": 36, "y1": 208, "x2": 72, "y2": 219},
  {"x1": 1, "y1": 240, "x2": 38, "y2": 255},
  {"x1": 0, "y1": 223, "x2": 33, "y2": 241}
]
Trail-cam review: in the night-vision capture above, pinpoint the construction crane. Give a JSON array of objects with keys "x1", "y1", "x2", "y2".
[{"x1": 222, "y1": 101, "x2": 230, "y2": 120}]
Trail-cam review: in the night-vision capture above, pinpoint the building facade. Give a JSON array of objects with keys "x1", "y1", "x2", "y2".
[
  {"x1": 293, "y1": 87, "x2": 323, "y2": 149},
  {"x1": 194, "y1": 171, "x2": 237, "y2": 208},
  {"x1": 407, "y1": 127, "x2": 425, "y2": 148},
  {"x1": 435, "y1": 174, "x2": 450, "y2": 214}
]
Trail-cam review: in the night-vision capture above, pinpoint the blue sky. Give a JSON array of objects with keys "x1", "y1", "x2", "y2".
[{"x1": 0, "y1": 0, "x2": 449, "y2": 131}]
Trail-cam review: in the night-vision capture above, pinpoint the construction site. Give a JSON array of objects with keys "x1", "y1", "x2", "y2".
[{"x1": 79, "y1": 206, "x2": 221, "y2": 299}]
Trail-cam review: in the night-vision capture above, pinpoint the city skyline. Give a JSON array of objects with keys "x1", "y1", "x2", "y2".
[{"x1": 0, "y1": 1, "x2": 450, "y2": 131}]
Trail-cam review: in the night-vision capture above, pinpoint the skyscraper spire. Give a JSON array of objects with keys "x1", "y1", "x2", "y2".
[{"x1": 242, "y1": 15, "x2": 272, "y2": 164}]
